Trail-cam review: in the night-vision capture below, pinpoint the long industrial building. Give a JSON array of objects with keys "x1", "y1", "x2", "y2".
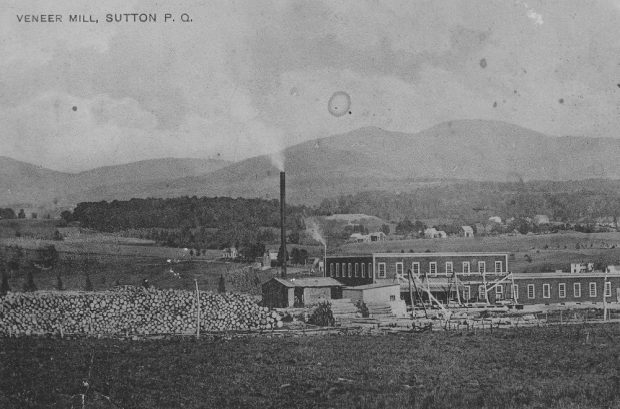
[{"x1": 324, "y1": 252, "x2": 620, "y2": 306}]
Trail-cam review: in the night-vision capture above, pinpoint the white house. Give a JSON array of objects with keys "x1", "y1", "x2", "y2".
[
  {"x1": 533, "y1": 215, "x2": 550, "y2": 225},
  {"x1": 222, "y1": 247, "x2": 239, "y2": 259},
  {"x1": 605, "y1": 265, "x2": 620, "y2": 274},
  {"x1": 424, "y1": 228, "x2": 446, "y2": 239},
  {"x1": 461, "y1": 226, "x2": 474, "y2": 238},
  {"x1": 349, "y1": 233, "x2": 370, "y2": 243},
  {"x1": 571, "y1": 262, "x2": 594, "y2": 273},
  {"x1": 488, "y1": 216, "x2": 502, "y2": 224}
]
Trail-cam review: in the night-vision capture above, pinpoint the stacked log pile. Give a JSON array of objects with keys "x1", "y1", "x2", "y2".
[{"x1": 0, "y1": 286, "x2": 282, "y2": 337}]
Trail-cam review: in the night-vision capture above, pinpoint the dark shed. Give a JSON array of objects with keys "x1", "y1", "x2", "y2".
[{"x1": 261, "y1": 277, "x2": 343, "y2": 308}]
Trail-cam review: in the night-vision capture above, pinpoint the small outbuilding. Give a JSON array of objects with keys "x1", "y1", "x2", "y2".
[
  {"x1": 261, "y1": 277, "x2": 343, "y2": 308},
  {"x1": 342, "y1": 282, "x2": 400, "y2": 304},
  {"x1": 461, "y1": 226, "x2": 474, "y2": 238}
]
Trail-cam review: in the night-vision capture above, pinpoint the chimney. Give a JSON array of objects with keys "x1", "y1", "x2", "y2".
[{"x1": 280, "y1": 171, "x2": 287, "y2": 278}]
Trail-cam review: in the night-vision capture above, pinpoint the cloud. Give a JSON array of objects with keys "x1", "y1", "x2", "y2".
[
  {"x1": 0, "y1": 0, "x2": 619, "y2": 171},
  {"x1": 520, "y1": 2, "x2": 544, "y2": 25}
]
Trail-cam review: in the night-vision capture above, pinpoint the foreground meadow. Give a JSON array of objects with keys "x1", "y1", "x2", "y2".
[{"x1": 1, "y1": 325, "x2": 619, "y2": 408}]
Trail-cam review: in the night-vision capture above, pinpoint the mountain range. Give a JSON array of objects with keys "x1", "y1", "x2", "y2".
[{"x1": 3, "y1": 119, "x2": 620, "y2": 210}]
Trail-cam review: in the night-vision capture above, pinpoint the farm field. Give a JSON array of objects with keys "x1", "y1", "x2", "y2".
[
  {"x1": 0, "y1": 325, "x2": 619, "y2": 408},
  {"x1": 340, "y1": 232, "x2": 620, "y2": 274},
  {"x1": 0, "y1": 236, "x2": 309, "y2": 295}
]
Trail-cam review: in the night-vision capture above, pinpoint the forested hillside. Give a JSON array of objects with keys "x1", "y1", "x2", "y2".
[
  {"x1": 63, "y1": 197, "x2": 310, "y2": 253},
  {"x1": 317, "y1": 180, "x2": 620, "y2": 223}
]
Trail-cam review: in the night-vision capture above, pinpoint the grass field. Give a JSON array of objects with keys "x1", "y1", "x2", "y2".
[{"x1": 0, "y1": 325, "x2": 619, "y2": 408}]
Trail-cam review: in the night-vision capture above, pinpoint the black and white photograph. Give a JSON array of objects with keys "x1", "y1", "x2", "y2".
[{"x1": 1, "y1": 1, "x2": 620, "y2": 408}]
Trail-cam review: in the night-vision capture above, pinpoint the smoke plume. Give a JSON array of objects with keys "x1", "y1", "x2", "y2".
[{"x1": 306, "y1": 218, "x2": 326, "y2": 247}]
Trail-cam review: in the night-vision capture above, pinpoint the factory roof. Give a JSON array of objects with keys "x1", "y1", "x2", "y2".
[
  {"x1": 344, "y1": 282, "x2": 400, "y2": 290},
  {"x1": 512, "y1": 271, "x2": 620, "y2": 279},
  {"x1": 267, "y1": 277, "x2": 343, "y2": 288}
]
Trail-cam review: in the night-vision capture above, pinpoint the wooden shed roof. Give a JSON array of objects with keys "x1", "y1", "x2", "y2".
[{"x1": 265, "y1": 277, "x2": 343, "y2": 288}]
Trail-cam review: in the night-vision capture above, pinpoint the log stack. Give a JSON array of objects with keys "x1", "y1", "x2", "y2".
[{"x1": 0, "y1": 286, "x2": 282, "y2": 337}]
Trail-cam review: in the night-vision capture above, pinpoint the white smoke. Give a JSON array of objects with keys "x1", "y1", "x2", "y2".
[
  {"x1": 269, "y1": 150, "x2": 285, "y2": 172},
  {"x1": 306, "y1": 218, "x2": 326, "y2": 247}
]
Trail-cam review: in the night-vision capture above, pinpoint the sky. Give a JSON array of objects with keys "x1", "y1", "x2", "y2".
[{"x1": 1, "y1": 0, "x2": 619, "y2": 172}]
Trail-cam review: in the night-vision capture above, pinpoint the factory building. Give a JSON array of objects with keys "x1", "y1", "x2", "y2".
[{"x1": 324, "y1": 252, "x2": 620, "y2": 307}]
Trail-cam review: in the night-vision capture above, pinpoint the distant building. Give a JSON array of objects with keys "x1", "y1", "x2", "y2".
[
  {"x1": 533, "y1": 215, "x2": 550, "y2": 225},
  {"x1": 262, "y1": 249, "x2": 279, "y2": 268},
  {"x1": 349, "y1": 233, "x2": 369, "y2": 243},
  {"x1": 222, "y1": 247, "x2": 238, "y2": 259},
  {"x1": 461, "y1": 226, "x2": 474, "y2": 238},
  {"x1": 368, "y1": 232, "x2": 386, "y2": 241},
  {"x1": 606, "y1": 265, "x2": 620, "y2": 274},
  {"x1": 571, "y1": 263, "x2": 594, "y2": 274},
  {"x1": 488, "y1": 216, "x2": 502, "y2": 224},
  {"x1": 424, "y1": 228, "x2": 446, "y2": 239}
]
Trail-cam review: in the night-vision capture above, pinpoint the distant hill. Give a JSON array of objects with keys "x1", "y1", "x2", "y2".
[
  {"x1": 3, "y1": 119, "x2": 620, "y2": 207},
  {"x1": 0, "y1": 157, "x2": 230, "y2": 208},
  {"x1": 104, "y1": 120, "x2": 620, "y2": 204}
]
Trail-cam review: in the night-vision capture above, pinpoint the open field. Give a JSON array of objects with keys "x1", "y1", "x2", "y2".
[
  {"x1": 0, "y1": 235, "x2": 310, "y2": 295},
  {"x1": 1, "y1": 325, "x2": 619, "y2": 408},
  {"x1": 340, "y1": 232, "x2": 620, "y2": 273}
]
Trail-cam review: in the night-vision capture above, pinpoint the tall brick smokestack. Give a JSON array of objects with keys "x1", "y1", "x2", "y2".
[{"x1": 280, "y1": 171, "x2": 287, "y2": 278}]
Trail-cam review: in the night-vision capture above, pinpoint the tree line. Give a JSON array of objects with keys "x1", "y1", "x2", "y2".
[
  {"x1": 317, "y1": 180, "x2": 620, "y2": 224},
  {"x1": 62, "y1": 196, "x2": 309, "y2": 253}
]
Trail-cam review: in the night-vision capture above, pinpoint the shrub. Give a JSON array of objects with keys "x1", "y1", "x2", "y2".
[
  {"x1": 356, "y1": 300, "x2": 369, "y2": 318},
  {"x1": 308, "y1": 302, "x2": 335, "y2": 326}
]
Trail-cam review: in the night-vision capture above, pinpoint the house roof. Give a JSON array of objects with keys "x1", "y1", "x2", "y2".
[
  {"x1": 266, "y1": 277, "x2": 343, "y2": 288},
  {"x1": 461, "y1": 226, "x2": 474, "y2": 233}
]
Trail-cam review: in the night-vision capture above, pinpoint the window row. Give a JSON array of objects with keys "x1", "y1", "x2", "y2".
[
  {"x1": 462, "y1": 284, "x2": 516, "y2": 301},
  {"x1": 461, "y1": 282, "x2": 614, "y2": 301},
  {"x1": 379, "y1": 260, "x2": 504, "y2": 278},
  {"x1": 328, "y1": 262, "x2": 373, "y2": 279},
  {"x1": 524, "y1": 282, "x2": 612, "y2": 299}
]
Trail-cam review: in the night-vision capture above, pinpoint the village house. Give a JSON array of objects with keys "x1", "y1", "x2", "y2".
[
  {"x1": 349, "y1": 232, "x2": 369, "y2": 243},
  {"x1": 424, "y1": 228, "x2": 447, "y2": 239},
  {"x1": 221, "y1": 247, "x2": 238, "y2": 260},
  {"x1": 368, "y1": 231, "x2": 387, "y2": 241},
  {"x1": 461, "y1": 226, "x2": 474, "y2": 238},
  {"x1": 533, "y1": 214, "x2": 550, "y2": 225},
  {"x1": 262, "y1": 249, "x2": 279, "y2": 268}
]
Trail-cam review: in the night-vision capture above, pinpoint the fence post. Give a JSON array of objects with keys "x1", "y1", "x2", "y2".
[{"x1": 195, "y1": 279, "x2": 201, "y2": 340}]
